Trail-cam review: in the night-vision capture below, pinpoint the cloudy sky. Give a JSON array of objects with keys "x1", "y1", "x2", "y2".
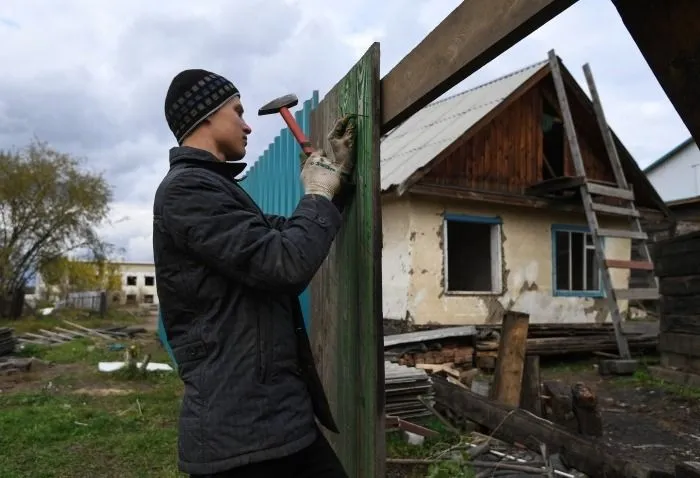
[{"x1": 0, "y1": 0, "x2": 691, "y2": 262}]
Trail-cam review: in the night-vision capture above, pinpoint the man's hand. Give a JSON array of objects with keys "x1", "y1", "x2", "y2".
[{"x1": 299, "y1": 114, "x2": 357, "y2": 200}]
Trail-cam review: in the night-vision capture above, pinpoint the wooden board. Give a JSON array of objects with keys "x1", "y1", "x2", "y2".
[
  {"x1": 612, "y1": 0, "x2": 700, "y2": 146},
  {"x1": 308, "y1": 43, "x2": 384, "y2": 478},
  {"x1": 379, "y1": 0, "x2": 578, "y2": 133}
]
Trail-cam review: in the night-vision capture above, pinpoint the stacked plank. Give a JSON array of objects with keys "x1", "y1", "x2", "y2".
[
  {"x1": 475, "y1": 322, "x2": 658, "y2": 368},
  {"x1": 384, "y1": 361, "x2": 433, "y2": 420},
  {"x1": 15, "y1": 321, "x2": 147, "y2": 347},
  {"x1": 652, "y1": 231, "x2": 700, "y2": 385},
  {"x1": 0, "y1": 327, "x2": 16, "y2": 356}
]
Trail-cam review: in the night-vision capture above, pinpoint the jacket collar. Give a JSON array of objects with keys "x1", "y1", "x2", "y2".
[{"x1": 169, "y1": 146, "x2": 246, "y2": 178}]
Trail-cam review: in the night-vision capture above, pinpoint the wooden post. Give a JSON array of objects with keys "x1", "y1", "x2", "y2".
[
  {"x1": 490, "y1": 311, "x2": 530, "y2": 406},
  {"x1": 519, "y1": 355, "x2": 542, "y2": 416},
  {"x1": 309, "y1": 43, "x2": 384, "y2": 478}
]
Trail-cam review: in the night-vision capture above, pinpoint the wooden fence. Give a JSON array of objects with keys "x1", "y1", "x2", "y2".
[{"x1": 654, "y1": 231, "x2": 700, "y2": 382}]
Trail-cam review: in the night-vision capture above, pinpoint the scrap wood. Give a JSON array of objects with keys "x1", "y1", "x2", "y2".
[
  {"x1": 432, "y1": 376, "x2": 669, "y2": 478},
  {"x1": 63, "y1": 320, "x2": 115, "y2": 340},
  {"x1": 385, "y1": 415, "x2": 439, "y2": 437}
]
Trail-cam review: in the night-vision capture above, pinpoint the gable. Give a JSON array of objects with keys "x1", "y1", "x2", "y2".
[{"x1": 380, "y1": 55, "x2": 670, "y2": 215}]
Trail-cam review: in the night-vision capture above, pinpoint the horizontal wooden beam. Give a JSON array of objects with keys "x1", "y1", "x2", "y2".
[
  {"x1": 612, "y1": 0, "x2": 700, "y2": 145},
  {"x1": 380, "y1": 0, "x2": 578, "y2": 133}
]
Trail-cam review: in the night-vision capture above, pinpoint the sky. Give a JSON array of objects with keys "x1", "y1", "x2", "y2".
[{"x1": 0, "y1": 0, "x2": 692, "y2": 263}]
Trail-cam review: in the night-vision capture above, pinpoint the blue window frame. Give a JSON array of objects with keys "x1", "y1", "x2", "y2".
[
  {"x1": 551, "y1": 224, "x2": 604, "y2": 297},
  {"x1": 443, "y1": 213, "x2": 503, "y2": 294}
]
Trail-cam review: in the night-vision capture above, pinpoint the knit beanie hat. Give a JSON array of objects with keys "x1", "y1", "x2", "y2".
[{"x1": 164, "y1": 69, "x2": 240, "y2": 144}]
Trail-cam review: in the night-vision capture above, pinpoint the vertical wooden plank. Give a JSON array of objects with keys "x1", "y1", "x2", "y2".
[
  {"x1": 490, "y1": 311, "x2": 530, "y2": 407},
  {"x1": 519, "y1": 355, "x2": 542, "y2": 416},
  {"x1": 309, "y1": 43, "x2": 383, "y2": 478}
]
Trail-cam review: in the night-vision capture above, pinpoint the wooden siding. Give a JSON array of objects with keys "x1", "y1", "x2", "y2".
[{"x1": 419, "y1": 77, "x2": 617, "y2": 193}]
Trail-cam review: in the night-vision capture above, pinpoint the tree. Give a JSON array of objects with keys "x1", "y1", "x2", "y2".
[
  {"x1": 38, "y1": 255, "x2": 122, "y2": 302},
  {"x1": 0, "y1": 139, "x2": 113, "y2": 318}
]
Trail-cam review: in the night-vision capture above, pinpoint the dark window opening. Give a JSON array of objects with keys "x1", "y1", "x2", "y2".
[
  {"x1": 144, "y1": 276, "x2": 155, "y2": 286},
  {"x1": 542, "y1": 99, "x2": 565, "y2": 180},
  {"x1": 446, "y1": 220, "x2": 498, "y2": 292},
  {"x1": 126, "y1": 276, "x2": 137, "y2": 286}
]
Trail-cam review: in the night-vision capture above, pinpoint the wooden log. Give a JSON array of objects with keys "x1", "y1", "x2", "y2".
[
  {"x1": 659, "y1": 275, "x2": 700, "y2": 296},
  {"x1": 676, "y1": 461, "x2": 700, "y2": 478},
  {"x1": 490, "y1": 311, "x2": 529, "y2": 406},
  {"x1": 571, "y1": 382, "x2": 602, "y2": 437},
  {"x1": 542, "y1": 380, "x2": 578, "y2": 433},
  {"x1": 308, "y1": 43, "x2": 383, "y2": 478},
  {"x1": 432, "y1": 377, "x2": 667, "y2": 478},
  {"x1": 659, "y1": 314, "x2": 700, "y2": 335},
  {"x1": 519, "y1": 355, "x2": 542, "y2": 416},
  {"x1": 379, "y1": 0, "x2": 577, "y2": 133}
]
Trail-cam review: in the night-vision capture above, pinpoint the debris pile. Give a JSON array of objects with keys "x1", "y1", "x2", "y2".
[
  {"x1": 15, "y1": 320, "x2": 147, "y2": 347},
  {"x1": 0, "y1": 327, "x2": 17, "y2": 356},
  {"x1": 0, "y1": 356, "x2": 51, "y2": 376},
  {"x1": 384, "y1": 361, "x2": 433, "y2": 420}
]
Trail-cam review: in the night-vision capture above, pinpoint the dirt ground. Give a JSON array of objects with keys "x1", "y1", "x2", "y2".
[{"x1": 544, "y1": 362, "x2": 700, "y2": 472}]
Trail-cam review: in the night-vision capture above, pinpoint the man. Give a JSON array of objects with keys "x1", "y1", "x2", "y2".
[{"x1": 153, "y1": 68, "x2": 355, "y2": 478}]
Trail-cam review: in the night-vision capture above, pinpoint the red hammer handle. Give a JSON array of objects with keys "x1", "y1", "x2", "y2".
[{"x1": 279, "y1": 107, "x2": 315, "y2": 156}]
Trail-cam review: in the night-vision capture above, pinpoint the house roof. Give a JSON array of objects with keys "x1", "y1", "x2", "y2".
[
  {"x1": 380, "y1": 60, "x2": 549, "y2": 192},
  {"x1": 643, "y1": 137, "x2": 695, "y2": 175},
  {"x1": 377, "y1": 54, "x2": 672, "y2": 217}
]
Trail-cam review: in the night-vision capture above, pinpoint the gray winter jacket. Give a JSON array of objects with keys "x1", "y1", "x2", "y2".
[{"x1": 152, "y1": 146, "x2": 341, "y2": 475}]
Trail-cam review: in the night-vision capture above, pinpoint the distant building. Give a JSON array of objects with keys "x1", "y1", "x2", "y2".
[{"x1": 32, "y1": 260, "x2": 158, "y2": 307}]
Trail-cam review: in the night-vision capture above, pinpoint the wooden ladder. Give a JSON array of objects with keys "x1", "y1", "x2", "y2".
[{"x1": 547, "y1": 50, "x2": 659, "y2": 360}]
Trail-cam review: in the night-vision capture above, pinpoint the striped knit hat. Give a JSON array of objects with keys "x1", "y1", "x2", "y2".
[{"x1": 164, "y1": 69, "x2": 240, "y2": 144}]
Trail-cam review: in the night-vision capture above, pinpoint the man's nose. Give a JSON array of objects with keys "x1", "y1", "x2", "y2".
[{"x1": 243, "y1": 122, "x2": 252, "y2": 134}]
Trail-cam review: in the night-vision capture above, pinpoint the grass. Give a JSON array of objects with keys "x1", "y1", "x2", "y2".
[
  {"x1": 0, "y1": 322, "x2": 185, "y2": 478},
  {"x1": 612, "y1": 365, "x2": 700, "y2": 400},
  {"x1": 0, "y1": 307, "x2": 143, "y2": 335}
]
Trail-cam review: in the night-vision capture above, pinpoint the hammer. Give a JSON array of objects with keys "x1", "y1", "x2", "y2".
[{"x1": 258, "y1": 94, "x2": 315, "y2": 156}]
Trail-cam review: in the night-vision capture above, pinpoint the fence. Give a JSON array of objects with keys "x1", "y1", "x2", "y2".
[
  {"x1": 64, "y1": 290, "x2": 106, "y2": 315},
  {"x1": 239, "y1": 90, "x2": 319, "y2": 329}
]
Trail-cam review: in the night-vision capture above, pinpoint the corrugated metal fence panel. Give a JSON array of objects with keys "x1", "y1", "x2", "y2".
[{"x1": 239, "y1": 90, "x2": 319, "y2": 329}]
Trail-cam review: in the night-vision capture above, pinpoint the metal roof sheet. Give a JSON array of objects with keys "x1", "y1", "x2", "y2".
[{"x1": 380, "y1": 60, "x2": 549, "y2": 192}]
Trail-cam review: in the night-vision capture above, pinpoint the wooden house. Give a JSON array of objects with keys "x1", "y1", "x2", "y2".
[{"x1": 380, "y1": 55, "x2": 671, "y2": 326}]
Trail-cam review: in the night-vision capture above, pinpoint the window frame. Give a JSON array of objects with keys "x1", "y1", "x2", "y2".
[
  {"x1": 551, "y1": 224, "x2": 604, "y2": 298},
  {"x1": 443, "y1": 213, "x2": 503, "y2": 296}
]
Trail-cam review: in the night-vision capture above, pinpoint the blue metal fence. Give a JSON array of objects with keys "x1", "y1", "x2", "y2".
[{"x1": 239, "y1": 90, "x2": 319, "y2": 329}]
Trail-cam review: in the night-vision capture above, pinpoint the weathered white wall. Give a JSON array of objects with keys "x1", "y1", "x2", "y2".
[
  {"x1": 646, "y1": 141, "x2": 700, "y2": 202},
  {"x1": 382, "y1": 194, "x2": 631, "y2": 325},
  {"x1": 381, "y1": 196, "x2": 412, "y2": 320}
]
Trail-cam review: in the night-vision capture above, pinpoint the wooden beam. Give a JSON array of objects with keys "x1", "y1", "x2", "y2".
[
  {"x1": 309, "y1": 43, "x2": 384, "y2": 477},
  {"x1": 432, "y1": 377, "x2": 669, "y2": 478},
  {"x1": 490, "y1": 312, "x2": 530, "y2": 407},
  {"x1": 380, "y1": 0, "x2": 578, "y2": 133},
  {"x1": 612, "y1": 0, "x2": 700, "y2": 145}
]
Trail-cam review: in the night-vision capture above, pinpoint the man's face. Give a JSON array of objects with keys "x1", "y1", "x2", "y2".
[{"x1": 208, "y1": 96, "x2": 252, "y2": 161}]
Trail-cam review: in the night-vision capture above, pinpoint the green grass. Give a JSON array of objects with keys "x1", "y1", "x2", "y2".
[
  {"x1": 0, "y1": 307, "x2": 143, "y2": 335},
  {"x1": 0, "y1": 330, "x2": 185, "y2": 478},
  {"x1": 612, "y1": 366, "x2": 700, "y2": 400}
]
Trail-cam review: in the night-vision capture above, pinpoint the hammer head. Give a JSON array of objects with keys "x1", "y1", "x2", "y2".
[{"x1": 258, "y1": 94, "x2": 299, "y2": 116}]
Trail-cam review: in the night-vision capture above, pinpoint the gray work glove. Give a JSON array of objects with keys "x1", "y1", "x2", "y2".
[{"x1": 300, "y1": 114, "x2": 356, "y2": 200}]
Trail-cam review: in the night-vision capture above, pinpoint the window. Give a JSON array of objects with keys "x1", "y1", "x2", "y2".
[
  {"x1": 143, "y1": 294, "x2": 154, "y2": 304},
  {"x1": 444, "y1": 214, "x2": 503, "y2": 294},
  {"x1": 126, "y1": 294, "x2": 137, "y2": 304},
  {"x1": 552, "y1": 225, "x2": 603, "y2": 297},
  {"x1": 126, "y1": 275, "x2": 137, "y2": 286},
  {"x1": 144, "y1": 276, "x2": 155, "y2": 286}
]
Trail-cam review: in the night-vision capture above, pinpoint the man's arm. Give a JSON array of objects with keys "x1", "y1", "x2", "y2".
[{"x1": 162, "y1": 171, "x2": 342, "y2": 295}]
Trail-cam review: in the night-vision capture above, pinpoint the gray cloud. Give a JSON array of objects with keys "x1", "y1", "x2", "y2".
[{"x1": 0, "y1": 0, "x2": 691, "y2": 262}]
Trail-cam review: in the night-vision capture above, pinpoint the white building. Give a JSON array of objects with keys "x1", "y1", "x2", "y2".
[{"x1": 644, "y1": 138, "x2": 700, "y2": 202}]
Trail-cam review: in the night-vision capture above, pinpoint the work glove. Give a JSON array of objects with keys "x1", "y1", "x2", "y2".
[{"x1": 300, "y1": 114, "x2": 356, "y2": 200}]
